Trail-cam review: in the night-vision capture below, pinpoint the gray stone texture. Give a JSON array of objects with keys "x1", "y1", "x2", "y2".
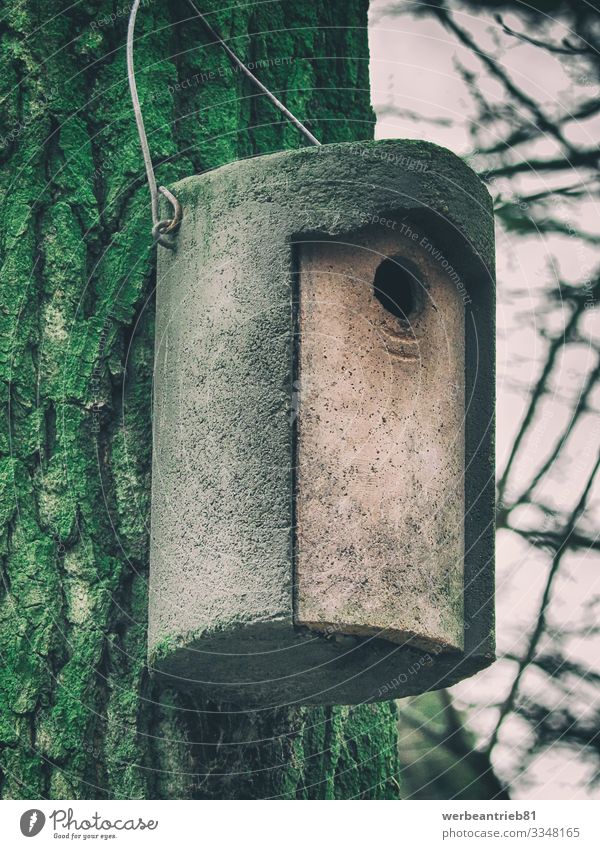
[{"x1": 149, "y1": 139, "x2": 496, "y2": 706}]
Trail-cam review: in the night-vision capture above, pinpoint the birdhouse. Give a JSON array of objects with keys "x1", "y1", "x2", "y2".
[{"x1": 148, "y1": 139, "x2": 495, "y2": 706}]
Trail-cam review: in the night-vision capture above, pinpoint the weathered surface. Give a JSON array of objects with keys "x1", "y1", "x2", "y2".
[
  {"x1": 0, "y1": 0, "x2": 403, "y2": 799},
  {"x1": 296, "y1": 231, "x2": 465, "y2": 651},
  {"x1": 149, "y1": 139, "x2": 495, "y2": 705}
]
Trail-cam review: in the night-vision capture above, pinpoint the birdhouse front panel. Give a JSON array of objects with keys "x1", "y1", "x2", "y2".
[{"x1": 295, "y1": 228, "x2": 465, "y2": 652}]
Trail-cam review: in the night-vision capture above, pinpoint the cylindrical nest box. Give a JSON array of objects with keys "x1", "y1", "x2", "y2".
[{"x1": 149, "y1": 139, "x2": 495, "y2": 706}]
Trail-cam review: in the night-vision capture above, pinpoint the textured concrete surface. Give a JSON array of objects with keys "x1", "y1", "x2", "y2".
[
  {"x1": 149, "y1": 139, "x2": 495, "y2": 705},
  {"x1": 296, "y1": 231, "x2": 465, "y2": 651}
]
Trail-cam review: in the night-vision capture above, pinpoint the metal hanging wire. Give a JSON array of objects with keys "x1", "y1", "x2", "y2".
[
  {"x1": 127, "y1": 0, "x2": 321, "y2": 249},
  {"x1": 127, "y1": 0, "x2": 182, "y2": 249},
  {"x1": 185, "y1": 0, "x2": 321, "y2": 147}
]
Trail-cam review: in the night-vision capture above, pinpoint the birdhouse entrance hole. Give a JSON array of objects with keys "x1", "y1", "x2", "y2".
[{"x1": 373, "y1": 256, "x2": 420, "y2": 321}]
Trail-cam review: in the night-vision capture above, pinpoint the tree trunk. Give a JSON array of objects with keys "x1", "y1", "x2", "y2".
[{"x1": 0, "y1": 0, "x2": 401, "y2": 799}]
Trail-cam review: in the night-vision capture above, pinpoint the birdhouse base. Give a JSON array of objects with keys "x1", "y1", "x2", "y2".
[{"x1": 150, "y1": 620, "x2": 493, "y2": 706}]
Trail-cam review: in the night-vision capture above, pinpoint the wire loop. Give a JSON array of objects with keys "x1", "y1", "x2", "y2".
[{"x1": 151, "y1": 186, "x2": 182, "y2": 248}]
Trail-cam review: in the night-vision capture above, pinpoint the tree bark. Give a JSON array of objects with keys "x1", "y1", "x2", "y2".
[{"x1": 0, "y1": 0, "x2": 401, "y2": 799}]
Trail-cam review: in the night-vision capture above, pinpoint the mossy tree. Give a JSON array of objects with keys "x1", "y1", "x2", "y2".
[{"x1": 0, "y1": 0, "x2": 401, "y2": 798}]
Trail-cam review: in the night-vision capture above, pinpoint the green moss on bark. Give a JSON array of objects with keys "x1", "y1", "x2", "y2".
[{"x1": 0, "y1": 0, "x2": 400, "y2": 799}]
